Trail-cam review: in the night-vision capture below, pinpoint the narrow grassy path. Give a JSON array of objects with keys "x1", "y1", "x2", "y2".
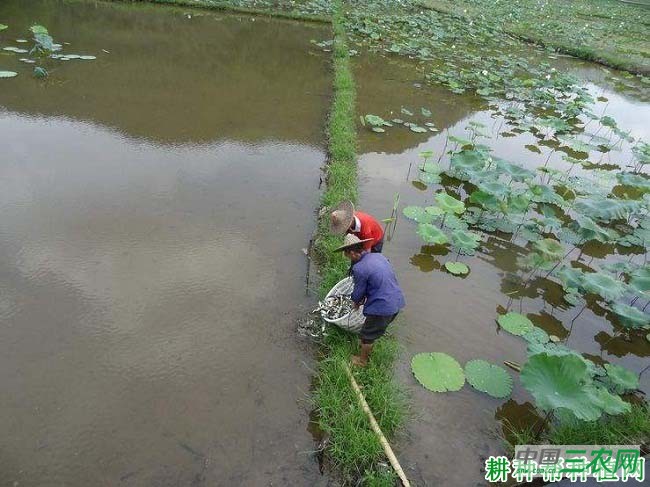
[{"x1": 311, "y1": 2, "x2": 406, "y2": 484}]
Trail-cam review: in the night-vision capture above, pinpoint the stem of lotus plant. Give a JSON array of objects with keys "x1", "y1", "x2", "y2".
[
  {"x1": 643, "y1": 300, "x2": 649, "y2": 312},
  {"x1": 543, "y1": 148, "x2": 555, "y2": 168},
  {"x1": 438, "y1": 131, "x2": 449, "y2": 165},
  {"x1": 406, "y1": 161, "x2": 412, "y2": 181},
  {"x1": 441, "y1": 214, "x2": 447, "y2": 229},
  {"x1": 639, "y1": 364, "x2": 650, "y2": 380},
  {"x1": 565, "y1": 302, "x2": 587, "y2": 345}
]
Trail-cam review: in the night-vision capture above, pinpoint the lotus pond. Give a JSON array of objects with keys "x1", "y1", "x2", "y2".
[{"x1": 0, "y1": 0, "x2": 331, "y2": 484}]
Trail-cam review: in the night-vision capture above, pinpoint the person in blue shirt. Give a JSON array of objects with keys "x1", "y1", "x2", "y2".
[{"x1": 335, "y1": 234, "x2": 406, "y2": 366}]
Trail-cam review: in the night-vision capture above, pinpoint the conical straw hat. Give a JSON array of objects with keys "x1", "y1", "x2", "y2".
[
  {"x1": 330, "y1": 200, "x2": 355, "y2": 235},
  {"x1": 334, "y1": 233, "x2": 373, "y2": 252}
]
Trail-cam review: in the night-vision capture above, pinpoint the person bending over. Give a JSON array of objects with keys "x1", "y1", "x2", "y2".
[
  {"x1": 335, "y1": 234, "x2": 405, "y2": 367},
  {"x1": 330, "y1": 200, "x2": 385, "y2": 253}
]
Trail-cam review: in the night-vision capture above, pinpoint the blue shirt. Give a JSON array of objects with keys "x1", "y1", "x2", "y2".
[{"x1": 351, "y1": 252, "x2": 405, "y2": 316}]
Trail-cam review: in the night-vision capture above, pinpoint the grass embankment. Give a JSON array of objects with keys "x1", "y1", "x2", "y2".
[
  {"x1": 419, "y1": 0, "x2": 650, "y2": 75},
  {"x1": 109, "y1": 0, "x2": 330, "y2": 22},
  {"x1": 311, "y1": 2, "x2": 406, "y2": 484}
]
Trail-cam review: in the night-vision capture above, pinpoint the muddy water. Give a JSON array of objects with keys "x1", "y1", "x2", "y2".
[
  {"x1": 0, "y1": 1, "x2": 330, "y2": 485},
  {"x1": 353, "y1": 53, "x2": 650, "y2": 485}
]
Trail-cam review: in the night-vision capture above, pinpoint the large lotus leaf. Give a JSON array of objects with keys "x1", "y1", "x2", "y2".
[
  {"x1": 603, "y1": 364, "x2": 639, "y2": 394},
  {"x1": 617, "y1": 172, "x2": 650, "y2": 191},
  {"x1": 520, "y1": 353, "x2": 602, "y2": 421},
  {"x1": 555, "y1": 265, "x2": 585, "y2": 291},
  {"x1": 573, "y1": 196, "x2": 638, "y2": 222},
  {"x1": 533, "y1": 238, "x2": 564, "y2": 262},
  {"x1": 572, "y1": 215, "x2": 617, "y2": 243},
  {"x1": 529, "y1": 184, "x2": 564, "y2": 206},
  {"x1": 465, "y1": 360, "x2": 512, "y2": 398},
  {"x1": 507, "y1": 193, "x2": 532, "y2": 213},
  {"x1": 0, "y1": 71, "x2": 18, "y2": 78},
  {"x1": 582, "y1": 272, "x2": 626, "y2": 302},
  {"x1": 403, "y1": 206, "x2": 434, "y2": 224},
  {"x1": 495, "y1": 159, "x2": 534, "y2": 182},
  {"x1": 364, "y1": 114, "x2": 389, "y2": 127},
  {"x1": 421, "y1": 162, "x2": 442, "y2": 174},
  {"x1": 469, "y1": 190, "x2": 499, "y2": 211},
  {"x1": 411, "y1": 352, "x2": 465, "y2": 392},
  {"x1": 629, "y1": 267, "x2": 650, "y2": 297},
  {"x1": 522, "y1": 326, "x2": 550, "y2": 345},
  {"x1": 450, "y1": 229, "x2": 481, "y2": 254},
  {"x1": 444, "y1": 215, "x2": 468, "y2": 231},
  {"x1": 425, "y1": 206, "x2": 444, "y2": 217},
  {"x1": 497, "y1": 312, "x2": 534, "y2": 336},
  {"x1": 590, "y1": 386, "x2": 630, "y2": 416},
  {"x1": 436, "y1": 193, "x2": 465, "y2": 215},
  {"x1": 479, "y1": 180, "x2": 509, "y2": 199},
  {"x1": 444, "y1": 261, "x2": 469, "y2": 275},
  {"x1": 610, "y1": 303, "x2": 650, "y2": 329},
  {"x1": 417, "y1": 223, "x2": 448, "y2": 245},
  {"x1": 450, "y1": 149, "x2": 485, "y2": 174}
]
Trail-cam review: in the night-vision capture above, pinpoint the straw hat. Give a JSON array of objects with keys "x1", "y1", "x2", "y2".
[
  {"x1": 330, "y1": 200, "x2": 355, "y2": 235},
  {"x1": 334, "y1": 234, "x2": 373, "y2": 252}
]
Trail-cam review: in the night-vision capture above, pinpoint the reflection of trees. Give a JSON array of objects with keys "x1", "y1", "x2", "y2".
[{"x1": 0, "y1": 0, "x2": 330, "y2": 145}]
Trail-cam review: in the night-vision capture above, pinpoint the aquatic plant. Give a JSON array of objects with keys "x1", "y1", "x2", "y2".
[
  {"x1": 411, "y1": 352, "x2": 465, "y2": 392},
  {"x1": 465, "y1": 359, "x2": 512, "y2": 399}
]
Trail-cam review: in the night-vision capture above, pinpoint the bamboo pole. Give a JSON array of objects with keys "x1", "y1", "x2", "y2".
[{"x1": 343, "y1": 363, "x2": 411, "y2": 487}]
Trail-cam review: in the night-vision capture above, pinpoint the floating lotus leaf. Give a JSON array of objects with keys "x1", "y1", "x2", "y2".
[
  {"x1": 465, "y1": 359, "x2": 512, "y2": 398},
  {"x1": 572, "y1": 215, "x2": 616, "y2": 243},
  {"x1": 497, "y1": 312, "x2": 534, "y2": 336},
  {"x1": 0, "y1": 70, "x2": 18, "y2": 78},
  {"x1": 522, "y1": 326, "x2": 549, "y2": 345},
  {"x1": 617, "y1": 172, "x2": 650, "y2": 191},
  {"x1": 450, "y1": 229, "x2": 481, "y2": 254},
  {"x1": 3, "y1": 46, "x2": 28, "y2": 53},
  {"x1": 419, "y1": 172, "x2": 441, "y2": 185},
  {"x1": 403, "y1": 206, "x2": 433, "y2": 223},
  {"x1": 495, "y1": 159, "x2": 534, "y2": 181},
  {"x1": 479, "y1": 180, "x2": 509, "y2": 199},
  {"x1": 436, "y1": 193, "x2": 465, "y2": 215},
  {"x1": 629, "y1": 267, "x2": 650, "y2": 297},
  {"x1": 582, "y1": 272, "x2": 626, "y2": 302},
  {"x1": 411, "y1": 352, "x2": 465, "y2": 392},
  {"x1": 364, "y1": 114, "x2": 390, "y2": 127},
  {"x1": 521, "y1": 353, "x2": 602, "y2": 421},
  {"x1": 530, "y1": 184, "x2": 565, "y2": 207},
  {"x1": 417, "y1": 223, "x2": 448, "y2": 245},
  {"x1": 79, "y1": 55, "x2": 96, "y2": 60},
  {"x1": 533, "y1": 238, "x2": 563, "y2": 262},
  {"x1": 557, "y1": 135, "x2": 594, "y2": 154},
  {"x1": 0, "y1": 24, "x2": 8, "y2": 31},
  {"x1": 450, "y1": 150, "x2": 485, "y2": 174},
  {"x1": 371, "y1": 127, "x2": 385, "y2": 133},
  {"x1": 469, "y1": 190, "x2": 499, "y2": 211},
  {"x1": 410, "y1": 125, "x2": 428, "y2": 133},
  {"x1": 30, "y1": 24, "x2": 48, "y2": 35},
  {"x1": 444, "y1": 261, "x2": 469, "y2": 275},
  {"x1": 424, "y1": 206, "x2": 444, "y2": 217},
  {"x1": 507, "y1": 193, "x2": 532, "y2": 213},
  {"x1": 449, "y1": 135, "x2": 473, "y2": 147},
  {"x1": 603, "y1": 364, "x2": 639, "y2": 393},
  {"x1": 573, "y1": 196, "x2": 638, "y2": 222},
  {"x1": 444, "y1": 215, "x2": 468, "y2": 231},
  {"x1": 536, "y1": 116, "x2": 571, "y2": 133},
  {"x1": 610, "y1": 303, "x2": 650, "y2": 329}
]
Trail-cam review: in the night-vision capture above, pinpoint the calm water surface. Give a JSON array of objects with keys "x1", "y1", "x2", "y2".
[
  {"x1": 0, "y1": 1, "x2": 330, "y2": 485},
  {"x1": 354, "y1": 52, "x2": 650, "y2": 485}
]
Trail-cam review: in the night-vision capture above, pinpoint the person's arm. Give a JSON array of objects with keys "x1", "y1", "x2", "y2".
[{"x1": 350, "y1": 264, "x2": 368, "y2": 307}]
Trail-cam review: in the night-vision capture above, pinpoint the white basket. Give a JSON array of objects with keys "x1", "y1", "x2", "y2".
[{"x1": 321, "y1": 277, "x2": 365, "y2": 333}]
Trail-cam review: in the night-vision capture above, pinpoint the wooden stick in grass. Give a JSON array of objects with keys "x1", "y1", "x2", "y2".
[{"x1": 343, "y1": 362, "x2": 411, "y2": 487}]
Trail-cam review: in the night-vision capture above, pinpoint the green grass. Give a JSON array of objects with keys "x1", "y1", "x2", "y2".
[
  {"x1": 502, "y1": 404, "x2": 650, "y2": 455},
  {"x1": 107, "y1": 0, "x2": 331, "y2": 22},
  {"x1": 311, "y1": 1, "x2": 406, "y2": 483}
]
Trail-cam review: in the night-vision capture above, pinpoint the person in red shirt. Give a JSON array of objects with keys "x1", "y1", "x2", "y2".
[{"x1": 330, "y1": 200, "x2": 385, "y2": 252}]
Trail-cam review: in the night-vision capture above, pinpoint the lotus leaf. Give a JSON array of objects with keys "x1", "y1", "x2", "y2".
[
  {"x1": 410, "y1": 125, "x2": 428, "y2": 133},
  {"x1": 573, "y1": 196, "x2": 638, "y2": 222},
  {"x1": 629, "y1": 267, "x2": 650, "y2": 297},
  {"x1": 33, "y1": 66, "x2": 47, "y2": 78},
  {"x1": 424, "y1": 206, "x2": 444, "y2": 217},
  {"x1": 421, "y1": 162, "x2": 441, "y2": 174},
  {"x1": 479, "y1": 180, "x2": 508, "y2": 199},
  {"x1": 617, "y1": 172, "x2": 650, "y2": 191},
  {"x1": 529, "y1": 184, "x2": 564, "y2": 206},
  {"x1": 444, "y1": 215, "x2": 468, "y2": 231},
  {"x1": 465, "y1": 359, "x2": 512, "y2": 398},
  {"x1": 497, "y1": 312, "x2": 534, "y2": 336},
  {"x1": 0, "y1": 70, "x2": 17, "y2": 78},
  {"x1": 364, "y1": 114, "x2": 390, "y2": 127},
  {"x1": 582, "y1": 272, "x2": 626, "y2": 302},
  {"x1": 521, "y1": 353, "x2": 602, "y2": 421},
  {"x1": 572, "y1": 215, "x2": 616, "y2": 243},
  {"x1": 469, "y1": 190, "x2": 499, "y2": 211},
  {"x1": 495, "y1": 159, "x2": 534, "y2": 181},
  {"x1": 411, "y1": 352, "x2": 465, "y2": 392},
  {"x1": 522, "y1": 326, "x2": 549, "y2": 345},
  {"x1": 436, "y1": 193, "x2": 465, "y2": 215},
  {"x1": 450, "y1": 229, "x2": 480, "y2": 254},
  {"x1": 507, "y1": 193, "x2": 532, "y2": 213},
  {"x1": 449, "y1": 135, "x2": 473, "y2": 147},
  {"x1": 533, "y1": 238, "x2": 563, "y2": 262},
  {"x1": 417, "y1": 223, "x2": 448, "y2": 245},
  {"x1": 610, "y1": 303, "x2": 650, "y2": 329},
  {"x1": 590, "y1": 385, "x2": 630, "y2": 416},
  {"x1": 0, "y1": 24, "x2": 8, "y2": 31},
  {"x1": 603, "y1": 364, "x2": 639, "y2": 393},
  {"x1": 3, "y1": 46, "x2": 28, "y2": 53},
  {"x1": 403, "y1": 206, "x2": 433, "y2": 223},
  {"x1": 419, "y1": 172, "x2": 440, "y2": 184},
  {"x1": 444, "y1": 261, "x2": 469, "y2": 275},
  {"x1": 30, "y1": 25, "x2": 48, "y2": 35},
  {"x1": 371, "y1": 127, "x2": 385, "y2": 133}
]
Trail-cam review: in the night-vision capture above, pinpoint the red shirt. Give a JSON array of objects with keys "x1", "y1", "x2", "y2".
[{"x1": 350, "y1": 211, "x2": 384, "y2": 251}]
